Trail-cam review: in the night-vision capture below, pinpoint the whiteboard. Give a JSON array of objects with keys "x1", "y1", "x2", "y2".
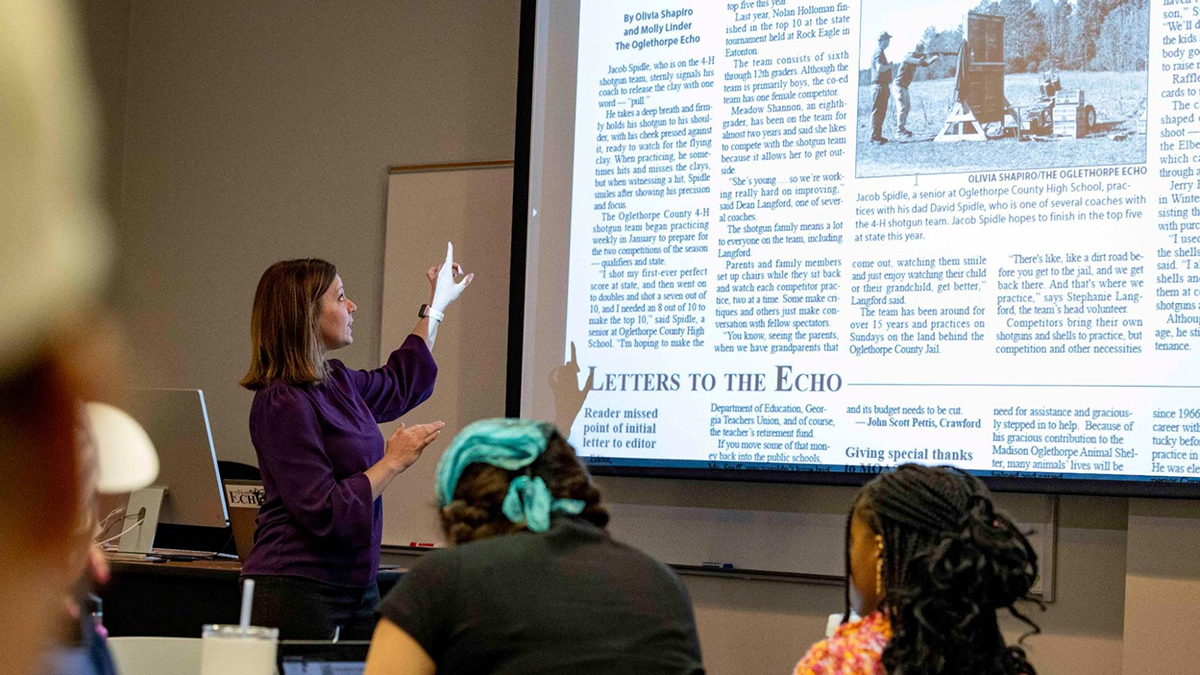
[
  {"x1": 379, "y1": 163, "x2": 514, "y2": 548},
  {"x1": 378, "y1": 162, "x2": 1055, "y2": 590}
]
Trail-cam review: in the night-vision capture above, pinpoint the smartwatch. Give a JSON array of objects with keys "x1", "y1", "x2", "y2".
[{"x1": 418, "y1": 304, "x2": 445, "y2": 322}]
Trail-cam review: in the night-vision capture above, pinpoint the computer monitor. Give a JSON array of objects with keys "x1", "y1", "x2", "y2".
[{"x1": 108, "y1": 388, "x2": 229, "y2": 555}]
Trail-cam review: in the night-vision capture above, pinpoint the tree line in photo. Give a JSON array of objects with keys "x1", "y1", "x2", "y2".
[{"x1": 861, "y1": 0, "x2": 1150, "y2": 85}]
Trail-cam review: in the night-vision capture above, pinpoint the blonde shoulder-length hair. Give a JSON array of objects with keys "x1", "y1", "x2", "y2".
[{"x1": 240, "y1": 259, "x2": 337, "y2": 390}]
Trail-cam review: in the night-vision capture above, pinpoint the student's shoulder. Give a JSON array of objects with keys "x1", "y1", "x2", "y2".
[
  {"x1": 580, "y1": 525, "x2": 691, "y2": 590},
  {"x1": 407, "y1": 544, "x2": 463, "y2": 570},
  {"x1": 397, "y1": 544, "x2": 468, "y2": 590},
  {"x1": 604, "y1": 532, "x2": 677, "y2": 571},
  {"x1": 410, "y1": 532, "x2": 535, "y2": 572},
  {"x1": 794, "y1": 613, "x2": 889, "y2": 675}
]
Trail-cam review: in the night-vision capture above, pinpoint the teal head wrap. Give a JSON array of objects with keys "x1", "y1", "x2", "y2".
[{"x1": 435, "y1": 418, "x2": 585, "y2": 533}]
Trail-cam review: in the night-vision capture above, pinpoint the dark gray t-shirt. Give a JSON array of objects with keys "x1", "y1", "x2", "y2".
[{"x1": 378, "y1": 517, "x2": 705, "y2": 675}]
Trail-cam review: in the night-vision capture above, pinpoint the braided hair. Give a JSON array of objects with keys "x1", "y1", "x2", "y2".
[
  {"x1": 440, "y1": 431, "x2": 609, "y2": 545},
  {"x1": 844, "y1": 464, "x2": 1041, "y2": 675}
]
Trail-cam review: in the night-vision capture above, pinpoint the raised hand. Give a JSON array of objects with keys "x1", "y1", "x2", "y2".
[
  {"x1": 428, "y1": 242, "x2": 474, "y2": 314},
  {"x1": 549, "y1": 341, "x2": 594, "y2": 437}
]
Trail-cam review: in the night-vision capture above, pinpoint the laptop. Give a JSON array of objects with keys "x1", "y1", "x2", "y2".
[{"x1": 277, "y1": 640, "x2": 371, "y2": 675}]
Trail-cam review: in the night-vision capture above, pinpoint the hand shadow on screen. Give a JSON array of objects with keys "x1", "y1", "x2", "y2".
[{"x1": 549, "y1": 341, "x2": 594, "y2": 439}]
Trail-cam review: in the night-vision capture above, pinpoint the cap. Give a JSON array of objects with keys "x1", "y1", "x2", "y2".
[
  {"x1": 83, "y1": 402, "x2": 159, "y2": 494},
  {"x1": 879, "y1": 31, "x2": 892, "y2": 40},
  {"x1": 0, "y1": 0, "x2": 111, "y2": 377}
]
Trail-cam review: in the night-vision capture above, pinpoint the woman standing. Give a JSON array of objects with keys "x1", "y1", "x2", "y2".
[{"x1": 240, "y1": 244, "x2": 471, "y2": 639}]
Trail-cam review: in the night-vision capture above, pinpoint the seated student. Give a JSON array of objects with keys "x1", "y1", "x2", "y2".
[
  {"x1": 795, "y1": 464, "x2": 1040, "y2": 675},
  {"x1": 44, "y1": 403, "x2": 159, "y2": 675},
  {"x1": 364, "y1": 418, "x2": 705, "y2": 675}
]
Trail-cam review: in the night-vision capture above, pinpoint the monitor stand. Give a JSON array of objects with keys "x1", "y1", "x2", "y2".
[{"x1": 108, "y1": 486, "x2": 166, "y2": 562}]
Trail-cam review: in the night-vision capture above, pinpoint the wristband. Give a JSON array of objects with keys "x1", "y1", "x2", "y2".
[{"x1": 419, "y1": 304, "x2": 445, "y2": 322}]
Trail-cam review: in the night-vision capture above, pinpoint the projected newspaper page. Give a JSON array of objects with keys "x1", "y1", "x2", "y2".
[{"x1": 549, "y1": 0, "x2": 1200, "y2": 485}]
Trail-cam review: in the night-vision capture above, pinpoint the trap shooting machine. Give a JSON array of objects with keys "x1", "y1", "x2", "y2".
[{"x1": 932, "y1": 12, "x2": 1096, "y2": 142}]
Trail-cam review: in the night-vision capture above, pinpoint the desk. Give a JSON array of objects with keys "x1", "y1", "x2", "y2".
[{"x1": 100, "y1": 557, "x2": 403, "y2": 637}]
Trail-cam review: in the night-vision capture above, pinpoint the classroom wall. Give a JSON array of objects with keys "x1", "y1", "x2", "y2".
[
  {"x1": 88, "y1": 2, "x2": 1190, "y2": 674},
  {"x1": 1122, "y1": 500, "x2": 1200, "y2": 671},
  {"x1": 73, "y1": 0, "x2": 131, "y2": 225}
]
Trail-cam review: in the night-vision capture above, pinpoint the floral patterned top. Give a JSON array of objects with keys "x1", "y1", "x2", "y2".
[{"x1": 793, "y1": 611, "x2": 891, "y2": 675}]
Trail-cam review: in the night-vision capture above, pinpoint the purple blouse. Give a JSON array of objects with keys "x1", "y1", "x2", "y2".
[{"x1": 242, "y1": 334, "x2": 437, "y2": 588}]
